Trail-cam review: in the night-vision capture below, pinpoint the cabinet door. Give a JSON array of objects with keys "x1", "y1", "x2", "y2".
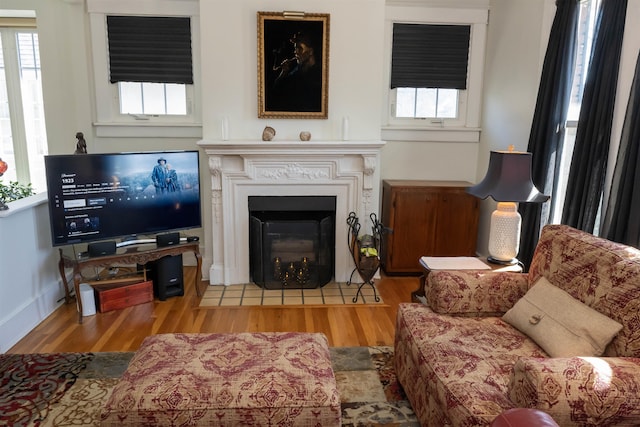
[
  {"x1": 385, "y1": 188, "x2": 438, "y2": 272},
  {"x1": 433, "y1": 190, "x2": 479, "y2": 256}
]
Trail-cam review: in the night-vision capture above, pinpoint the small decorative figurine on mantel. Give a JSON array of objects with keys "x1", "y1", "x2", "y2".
[
  {"x1": 299, "y1": 131, "x2": 311, "y2": 141},
  {"x1": 262, "y1": 126, "x2": 276, "y2": 141},
  {"x1": 74, "y1": 132, "x2": 87, "y2": 154}
]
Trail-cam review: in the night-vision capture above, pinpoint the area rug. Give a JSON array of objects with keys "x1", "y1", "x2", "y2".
[
  {"x1": 199, "y1": 281, "x2": 385, "y2": 307},
  {"x1": 1, "y1": 347, "x2": 417, "y2": 426},
  {"x1": 0, "y1": 352, "x2": 94, "y2": 426}
]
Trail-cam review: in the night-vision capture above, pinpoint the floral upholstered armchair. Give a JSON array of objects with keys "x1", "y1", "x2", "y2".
[{"x1": 394, "y1": 224, "x2": 640, "y2": 426}]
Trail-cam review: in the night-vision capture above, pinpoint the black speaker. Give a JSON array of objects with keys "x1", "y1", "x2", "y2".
[
  {"x1": 149, "y1": 255, "x2": 184, "y2": 301},
  {"x1": 87, "y1": 241, "x2": 116, "y2": 257},
  {"x1": 156, "y1": 232, "x2": 181, "y2": 247}
]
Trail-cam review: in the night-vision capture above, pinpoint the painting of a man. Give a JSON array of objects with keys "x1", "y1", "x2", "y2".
[
  {"x1": 270, "y1": 32, "x2": 322, "y2": 112},
  {"x1": 258, "y1": 13, "x2": 329, "y2": 119}
]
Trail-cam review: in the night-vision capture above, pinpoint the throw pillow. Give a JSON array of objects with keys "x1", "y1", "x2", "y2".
[{"x1": 502, "y1": 277, "x2": 622, "y2": 357}]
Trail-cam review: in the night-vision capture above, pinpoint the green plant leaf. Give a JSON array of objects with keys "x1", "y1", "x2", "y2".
[{"x1": 0, "y1": 180, "x2": 35, "y2": 203}]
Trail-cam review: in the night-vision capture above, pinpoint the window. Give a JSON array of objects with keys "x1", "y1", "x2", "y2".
[
  {"x1": 393, "y1": 88, "x2": 458, "y2": 119},
  {"x1": 87, "y1": 0, "x2": 201, "y2": 137},
  {"x1": 390, "y1": 23, "x2": 470, "y2": 122},
  {"x1": 107, "y1": 15, "x2": 192, "y2": 118},
  {"x1": 119, "y1": 82, "x2": 187, "y2": 115},
  {"x1": 0, "y1": 22, "x2": 48, "y2": 193},
  {"x1": 383, "y1": 4, "x2": 488, "y2": 142}
]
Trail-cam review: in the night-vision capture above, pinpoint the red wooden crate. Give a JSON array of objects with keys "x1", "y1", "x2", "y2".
[{"x1": 95, "y1": 280, "x2": 153, "y2": 313}]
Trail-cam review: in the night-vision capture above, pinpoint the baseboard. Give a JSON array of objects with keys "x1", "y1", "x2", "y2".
[{"x1": 0, "y1": 281, "x2": 63, "y2": 353}]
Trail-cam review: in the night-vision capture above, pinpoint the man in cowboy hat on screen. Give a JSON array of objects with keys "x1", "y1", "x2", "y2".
[{"x1": 152, "y1": 157, "x2": 168, "y2": 194}]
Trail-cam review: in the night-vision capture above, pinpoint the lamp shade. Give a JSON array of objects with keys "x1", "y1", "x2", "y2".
[{"x1": 467, "y1": 150, "x2": 549, "y2": 203}]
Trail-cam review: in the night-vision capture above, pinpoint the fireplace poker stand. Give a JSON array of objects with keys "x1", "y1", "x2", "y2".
[{"x1": 346, "y1": 212, "x2": 383, "y2": 303}]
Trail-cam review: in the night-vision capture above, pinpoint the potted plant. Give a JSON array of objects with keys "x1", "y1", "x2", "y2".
[{"x1": 0, "y1": 157, "x2": 35, "y2": 210}]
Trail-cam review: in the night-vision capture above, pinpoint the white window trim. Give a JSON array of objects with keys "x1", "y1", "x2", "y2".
[
  {"x1": 87, "y1": 0, "x2": 201, "y2": 138},
  {"x1": 382, "y1": 3, "x2": 488, "y2": 142},
  {"x1": 1, "y1": 27, "x2": 30, "y2": 183}
]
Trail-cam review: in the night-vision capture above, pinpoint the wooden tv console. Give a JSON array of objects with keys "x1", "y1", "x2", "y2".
[{"x1": 58, "y1": 241, "x2": 202, "y2": 323}]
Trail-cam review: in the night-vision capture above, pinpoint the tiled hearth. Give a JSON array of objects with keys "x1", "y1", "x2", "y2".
[{"x1": 198, "y1": 140, "x2": 385, "y2": 285}]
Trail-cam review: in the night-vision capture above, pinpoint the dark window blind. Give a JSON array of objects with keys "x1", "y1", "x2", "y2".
[
  {"x1": 391, "y1": 23, "x2": 470, "y2": 90},
  {"x1": 107, "y1": 15, "x2": 193, "y2": 84}
]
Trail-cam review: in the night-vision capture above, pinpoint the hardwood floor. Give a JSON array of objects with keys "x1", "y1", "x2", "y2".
[{"x1": 8, "y1": 267, "x2": 421, "y2": 353}]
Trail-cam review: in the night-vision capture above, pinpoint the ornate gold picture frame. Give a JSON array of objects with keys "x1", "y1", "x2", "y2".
[{"x1": 257, "y1": 12, "x2": 329, "y2": 119}]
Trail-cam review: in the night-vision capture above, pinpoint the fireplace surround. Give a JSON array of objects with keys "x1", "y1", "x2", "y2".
[{"x1": 198, "y1": 140, "x2": 385, "y2": 285}]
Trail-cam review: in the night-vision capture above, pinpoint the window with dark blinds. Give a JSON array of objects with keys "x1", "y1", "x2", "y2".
[
  {"x1": 107, "y1": 15, "x2": 193, "y2": 84},
  {"x1": 391, "y1": 23, "x2": 470, "y2": 90}
]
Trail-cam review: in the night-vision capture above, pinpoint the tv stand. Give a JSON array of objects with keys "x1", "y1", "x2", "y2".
[{"x1": 58, "y1": 241, "x2": 202, "y2": 323}]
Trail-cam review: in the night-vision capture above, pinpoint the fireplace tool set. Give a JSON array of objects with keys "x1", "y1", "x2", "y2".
[{"x1": 346, "y1": 211, "x2": 383, "y2": 303}]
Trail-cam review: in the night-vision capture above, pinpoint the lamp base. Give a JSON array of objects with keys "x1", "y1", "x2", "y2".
[{"x1": 487, "y1": 256, "x2": 518, "y2": 266}]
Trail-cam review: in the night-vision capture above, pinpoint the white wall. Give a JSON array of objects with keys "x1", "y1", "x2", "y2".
[
  {"x1": 0, "y1": 195, "x2": 63, "y2": 352},
  {"x1": 474, "y1": 0, "x2": 640, "y2": 256},
  {"x1": 199, "y1": 0, "x2": 385, "y2": 142},
  {"x1": 474, "y1": 0, "x2": 552, "y2": 254}
]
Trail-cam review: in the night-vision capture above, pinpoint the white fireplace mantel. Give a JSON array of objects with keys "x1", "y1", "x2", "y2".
[{"x1": 198, "y1": 139, "x2": 385, "y2": 285}]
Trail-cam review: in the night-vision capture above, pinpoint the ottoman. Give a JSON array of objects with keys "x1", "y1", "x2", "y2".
[{"x1": 100, "y1": 332, "x2": 341, "y2": 426}]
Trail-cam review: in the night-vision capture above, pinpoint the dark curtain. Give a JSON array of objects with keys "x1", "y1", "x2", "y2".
[
  {"x1": 561, "y1": 0, "x2": 628, "y2": 231},
  {"x1": 601, "y1": 50, "x2": 640, "y2": 247},
  {"x1": 517, "y1": 0, "x2": 580, "y2": 270}
]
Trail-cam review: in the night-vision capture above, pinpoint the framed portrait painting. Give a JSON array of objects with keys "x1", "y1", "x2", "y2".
[{"x1": 257, "y1": 12, "x2": 329, "y2": 119}]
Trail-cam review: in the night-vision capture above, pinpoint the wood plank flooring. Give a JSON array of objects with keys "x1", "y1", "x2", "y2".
[{"x1": 8, "y1": 267, "x2": 421, "y2": 353}]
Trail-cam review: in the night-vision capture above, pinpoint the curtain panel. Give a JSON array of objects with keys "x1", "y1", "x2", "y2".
[
  {"x1": 517, "y1": 0, "x2": 580, "y2": 270},
  {"x1": 601, "y1": 50, "x2": 640, "y2": 247},
  {"x1": 561, "y1": 0, "x2": 628, "y2": 231}
]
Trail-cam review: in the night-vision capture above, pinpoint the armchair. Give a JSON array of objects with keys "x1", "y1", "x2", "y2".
[{"x1": 395, "y1": 224, "x2": 640, "y2": 426}]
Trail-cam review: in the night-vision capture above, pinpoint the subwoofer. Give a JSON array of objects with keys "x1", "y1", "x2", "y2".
[{"x1": 148, "y1": 254, "x2": 184, "y2": 300}]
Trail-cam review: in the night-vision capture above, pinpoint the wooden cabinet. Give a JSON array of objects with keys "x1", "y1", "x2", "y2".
[{"x1": 381, "y1": 180, "x2": 479, "y2": 274}]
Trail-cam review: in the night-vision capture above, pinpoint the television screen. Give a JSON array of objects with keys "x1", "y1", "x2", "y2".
[{"x1": 45, "y1": 151, "x2": 201, "y2": 247}]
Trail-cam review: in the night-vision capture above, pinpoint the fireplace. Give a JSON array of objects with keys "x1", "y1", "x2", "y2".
[
  {"x1": 198, "y1": 140, "x2": 385, "y2": 285},
  {"x1": 249, "y1": 196, "x2": 335, "y2": 289}
]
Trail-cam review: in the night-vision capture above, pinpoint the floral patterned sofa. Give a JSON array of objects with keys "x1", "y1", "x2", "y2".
[{"x1": 395, "y1": 224, "x2": 640, "y2": 426}]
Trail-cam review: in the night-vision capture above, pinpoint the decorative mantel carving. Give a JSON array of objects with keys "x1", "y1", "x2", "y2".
[
  {"x1": 208, "y1": 156, "x2": 222, "y2": 191},
  {"x1": 260, "y1": 163, "x2": 330, "y2": 180},
  {"x1": 197, "y1": 140, "x2": 385, "y2": 285}
]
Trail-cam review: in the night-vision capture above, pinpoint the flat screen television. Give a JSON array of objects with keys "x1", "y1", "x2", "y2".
[{"x1": 44, "y1": 150, "x2": 201, "y2": 247}]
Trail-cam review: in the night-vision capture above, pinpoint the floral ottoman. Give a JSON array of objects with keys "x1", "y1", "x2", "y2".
[{"x1": 100, "y1": 332, "x2": 341, "y2": 426}]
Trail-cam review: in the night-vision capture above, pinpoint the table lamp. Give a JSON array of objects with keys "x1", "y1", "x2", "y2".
[{"x1": 467, "y1": 147, "x2": 549, "y2": 265}]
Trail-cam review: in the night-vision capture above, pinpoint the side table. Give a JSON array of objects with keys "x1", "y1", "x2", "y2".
[{"x1": 411, "y1": 256, "x2": 523, "y2": 303}]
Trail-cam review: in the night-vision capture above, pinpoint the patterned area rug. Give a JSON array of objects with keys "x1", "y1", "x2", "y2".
[
  {"x1": 199, "y1": 282, "x2": 385, "y2": 307},
  {"x1": 1, "y1": 347, "x2": 416, "y2": 426},
  {"x1": 0, "y1": 353, "x2": 94, "y2": 426}
]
